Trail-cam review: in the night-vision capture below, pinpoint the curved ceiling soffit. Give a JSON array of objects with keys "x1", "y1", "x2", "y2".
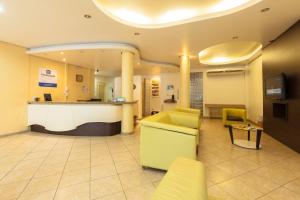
[
  {"x1": 26, "y1": 42, "x2": 179, "y2": 68},
  {"x1": 198, "y1": 42, "x2": 262, "y2": 65},
  {"x1": 92, "y1": 0, "x2": 262, "y2": 29}
]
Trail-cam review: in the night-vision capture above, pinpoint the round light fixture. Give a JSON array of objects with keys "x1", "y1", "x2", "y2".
[
  {"x1": 84, "y1": 14, "x2": 92, "y2": 19},
  {"x1": 92, "y1": 0, "x2": 262, "y2": 28},
  {"x1": 0, "y1": 4, "x2": 4, "y2": 13},
  {"x1": 198, "y1": 41, "x2": 262, "y2": 65},
  {"x1": 261, "y1": 8, "x2": 270, "y2": 13}
]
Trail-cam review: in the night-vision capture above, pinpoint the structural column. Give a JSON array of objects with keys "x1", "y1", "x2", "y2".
[
  {"x1": 179, "y1": 55, "x2": 191, "y2": 108},
  {"x1": 121, "y1": 50, "x2": 134, "y2": 134}
]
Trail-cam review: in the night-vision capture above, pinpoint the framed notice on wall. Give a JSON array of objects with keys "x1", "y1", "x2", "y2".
[{"x1": 38, "y1": 68, "x2": 57, "y2": 87}]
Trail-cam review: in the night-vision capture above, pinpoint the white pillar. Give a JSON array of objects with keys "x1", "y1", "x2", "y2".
[
  {"x1": 121, "y1": 51, "x2": 134, "y2": 134},
  {"x1": 180, "y1": 55, "x2": 190, "y2": 108}
]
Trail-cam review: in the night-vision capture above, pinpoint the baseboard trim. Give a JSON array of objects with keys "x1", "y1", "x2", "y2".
[{"x1": 0, "y1": 128, "x2": 29, "y2": 138}]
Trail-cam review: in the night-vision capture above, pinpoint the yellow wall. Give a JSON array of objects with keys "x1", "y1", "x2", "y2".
[
  {"x1": 0, "y1": 42, "x2": 29, "y2": 134},
  {"x1": 29, "y1": 56, "x2": 66, "y2": 102},
  {"x1": 67, "y1": 64, "x2": 93, "y2": 101},
  {"x1": 245, "y1": 56, "x2": 263, "y2": 123},
  {"x1": 29, "y1": 57, "x2": 94, "y2": 102},
  {"x1": 0, "y1": 41, "x2": 95, "y2": 134}
]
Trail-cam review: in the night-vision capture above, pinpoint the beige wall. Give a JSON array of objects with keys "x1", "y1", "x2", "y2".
[
  {"x1": 67, "y1": 64, "x2": 93, "y2": 102},
  {"x1": 29, "y1": 56, "x2": 66, "y2": 102},
  {"x1": 160, "y1": 73, "x2": 180, "y2": 111},
  {"x1": 0, "y1": 41, "x2": 95, "y2": 134},
  {"x1": 29, "y1": 57, "x2": 94, "y2": 102},
  {"x1": 0, "y1": 42, "x2": 29, "y2": 134},
  {"x1": 245, "y1": 56, "x2": 263, "y2": 123},
  {"x1": 203, "y1": 68, "x2": 246, "y2": 117}
]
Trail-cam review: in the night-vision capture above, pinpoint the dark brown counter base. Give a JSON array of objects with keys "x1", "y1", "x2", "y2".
[{"x1": 31, "y1": 122, "x2": 121, "y2": 136}]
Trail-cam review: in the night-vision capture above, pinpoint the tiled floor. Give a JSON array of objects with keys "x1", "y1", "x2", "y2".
[{"x1": 0, "y1": 119, "x2": 299, "y2": 200}]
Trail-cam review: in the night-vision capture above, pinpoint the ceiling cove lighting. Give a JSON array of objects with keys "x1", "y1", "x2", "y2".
[
  {"x1": 92, "y1": 0, "x2": 261, "y2": 28},
  {"x1": 198, "y1": 41, "x2": 262, "y2": 65},
  {"x1": 0, "y1": 4, "x2": 5, "y2": 13}
]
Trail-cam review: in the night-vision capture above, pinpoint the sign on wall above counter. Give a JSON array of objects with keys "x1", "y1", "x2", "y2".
[{"x1": 38, "y1": 68, "x2": 57, "y2": 87}]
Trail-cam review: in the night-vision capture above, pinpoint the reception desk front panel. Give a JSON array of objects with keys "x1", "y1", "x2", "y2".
[{"x1": 28, "y1": 102, "x2": 122, "y2": 136}]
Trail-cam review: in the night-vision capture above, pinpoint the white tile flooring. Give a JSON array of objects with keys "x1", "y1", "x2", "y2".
[{"x1": 0, "y1": 119, "x2": 299, "y2": 200}]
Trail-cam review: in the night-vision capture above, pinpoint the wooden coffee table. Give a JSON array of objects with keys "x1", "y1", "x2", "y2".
[{"x1": 228, "y1": 124, "x2": 263, "y2": 150}]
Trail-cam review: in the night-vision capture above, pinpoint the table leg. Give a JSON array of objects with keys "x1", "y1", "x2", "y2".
[
  {"x1": 256, "y1": 130, "x2": 262, "y2": 150},
  {"x1": 229, "y1": 126, "x2": 234, "y2": 144},
  {"x1": 248, "y1": 130, "x2": 250, "y2": 141}
]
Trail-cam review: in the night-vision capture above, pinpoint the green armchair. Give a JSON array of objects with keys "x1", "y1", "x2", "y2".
[
  {"x1": 140, "y1": 111, "x2": 200, "y2": 170},
  {"x1": 223, "y1": 108, "x2": 247, "y2": 126}
]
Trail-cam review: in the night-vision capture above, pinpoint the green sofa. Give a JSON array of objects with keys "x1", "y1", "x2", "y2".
[
  {"x1": 222, "y1": 108, "x2": 247, "y2": 126},
  {"x1": 151, "y1": 157, "x2": 208, "y2": 200},
  {"x1": 140, "y1": 111, "x2": 200, "y2": 170}
]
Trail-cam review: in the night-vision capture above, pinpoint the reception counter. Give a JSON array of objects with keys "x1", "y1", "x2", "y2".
[{"x1": 28, "y1": 101, "x2": 135, "y2": 136}]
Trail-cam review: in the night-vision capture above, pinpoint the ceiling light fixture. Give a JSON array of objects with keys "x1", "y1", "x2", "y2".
[
  {"x1": 84, "y1": 14, "x2": 92, "y2": 19},
  {"x1": 114, "y1": 9, "x2": 150, "y2": 25},
  {"x1": 261, "y1": 8, "x2": 270, "y2": 13},
  {"x1": 210, "y1": 0, "x2": 249, "y2": 12},
  {"x1": 0, "y1": 4, "x2": 5, "y2": 13},
  {"x1": 198, "y1": 42, "x2": 262, "y2": 65},
  {"x1": 60, "y1": 51, "x2": 64, "y2": 55},
  {"x1": 92, "y1": 0, "x2": 260, "y2": 28},
  {"x1": 62, "y1": 58, "x2": 66, "y2": 62},
  {"x1": 158, "y1": 9, "x2": 197, "y2": 24}
]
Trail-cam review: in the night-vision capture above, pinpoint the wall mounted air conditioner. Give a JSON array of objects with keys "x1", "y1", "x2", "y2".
[{"x1": 206, "y1": 68, "x2": 245, "y2": 76}]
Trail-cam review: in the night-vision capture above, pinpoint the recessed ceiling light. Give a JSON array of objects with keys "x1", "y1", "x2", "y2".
[
  {"x1": 84, "y1": 14, "x2": 92, "y2": 19},
  {"x1": 0, "y1": 4, "x2": 5, "y2": 13},
  {"x1": 62, "y1": 58, "x2": 66, "y2": 62},
  {"x1": 232, "y1": 36, "x2": 239, "y2": 40},
  {"x1": 261, "y1": 8, "x2": 270, "y2": 13},
  {"x1": 60, "y1": 51, "x2": 64, "y2": 55},
  {"x1": 134, "y1": 32, "x2": 140, "y2": 36}
]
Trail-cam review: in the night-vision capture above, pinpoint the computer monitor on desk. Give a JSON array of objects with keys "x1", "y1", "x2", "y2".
[{"x1": 44, "y1": 94, "x2": 52, "y2": 102}]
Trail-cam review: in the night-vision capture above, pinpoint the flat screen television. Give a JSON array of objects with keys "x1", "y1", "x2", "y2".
[{"x1": 265, "y1": 73, "x2": 287, "y2": 100}]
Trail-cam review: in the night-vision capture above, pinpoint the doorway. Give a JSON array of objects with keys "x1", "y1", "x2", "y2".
[{"x1": 96, "y1": 82, "x2": 106, "y2": 101}]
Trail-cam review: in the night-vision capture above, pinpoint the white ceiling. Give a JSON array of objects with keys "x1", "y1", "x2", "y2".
[
  {"x1": 34, "y1": 49, "x2": 179, "y2": 76},
  {"x1": 0, "y1": 0, "x2": 299, "y2": 73},
  {"x1": 199, "y1": 41, "x2": 262, "y2": 65},
  {"x1": 92, "y1": 0, "x2": 260, "y2": 28}
]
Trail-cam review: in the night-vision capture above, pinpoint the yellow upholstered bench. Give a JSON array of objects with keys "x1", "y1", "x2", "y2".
[{"x1": 151, "y1": 157, "x2": 208, "y2": 200}]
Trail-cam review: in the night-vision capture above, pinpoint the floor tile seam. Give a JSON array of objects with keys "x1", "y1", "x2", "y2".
[
  {"x1": 105, "y1": 138, "x2": 128, "y2": 200},
  {"x1": 253, "y1": 185, "x2": 286, "y2": 200},
  {"x1": 210, "y1": 165, "x2": 266, "y2": 186},
  {"x1": 51, "y1": 138, "x2": 76, "y2": 200},
  {"x1": 216, "y1": 164, "x2": 299, "y2": 200},
  {"x1": 90, "y1": 190, "x2": 126, "y2": 200},
  {"x1": 283, "y1": 185, "x2": 300, "y2": 196},
  {"x1": 15, "y1": 138, "x2": 61, "y2": 200},
  {"x1": 0, "y1": 136, "x2": 49, "y2": 183},
  {"x1": 122, "y1": 138, "x2": 140, "y2": 165}
]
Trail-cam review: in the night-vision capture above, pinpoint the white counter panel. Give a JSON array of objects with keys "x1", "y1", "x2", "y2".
[{"x1": 28, "y1": 104, "x2": 122, "y2": 132}]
